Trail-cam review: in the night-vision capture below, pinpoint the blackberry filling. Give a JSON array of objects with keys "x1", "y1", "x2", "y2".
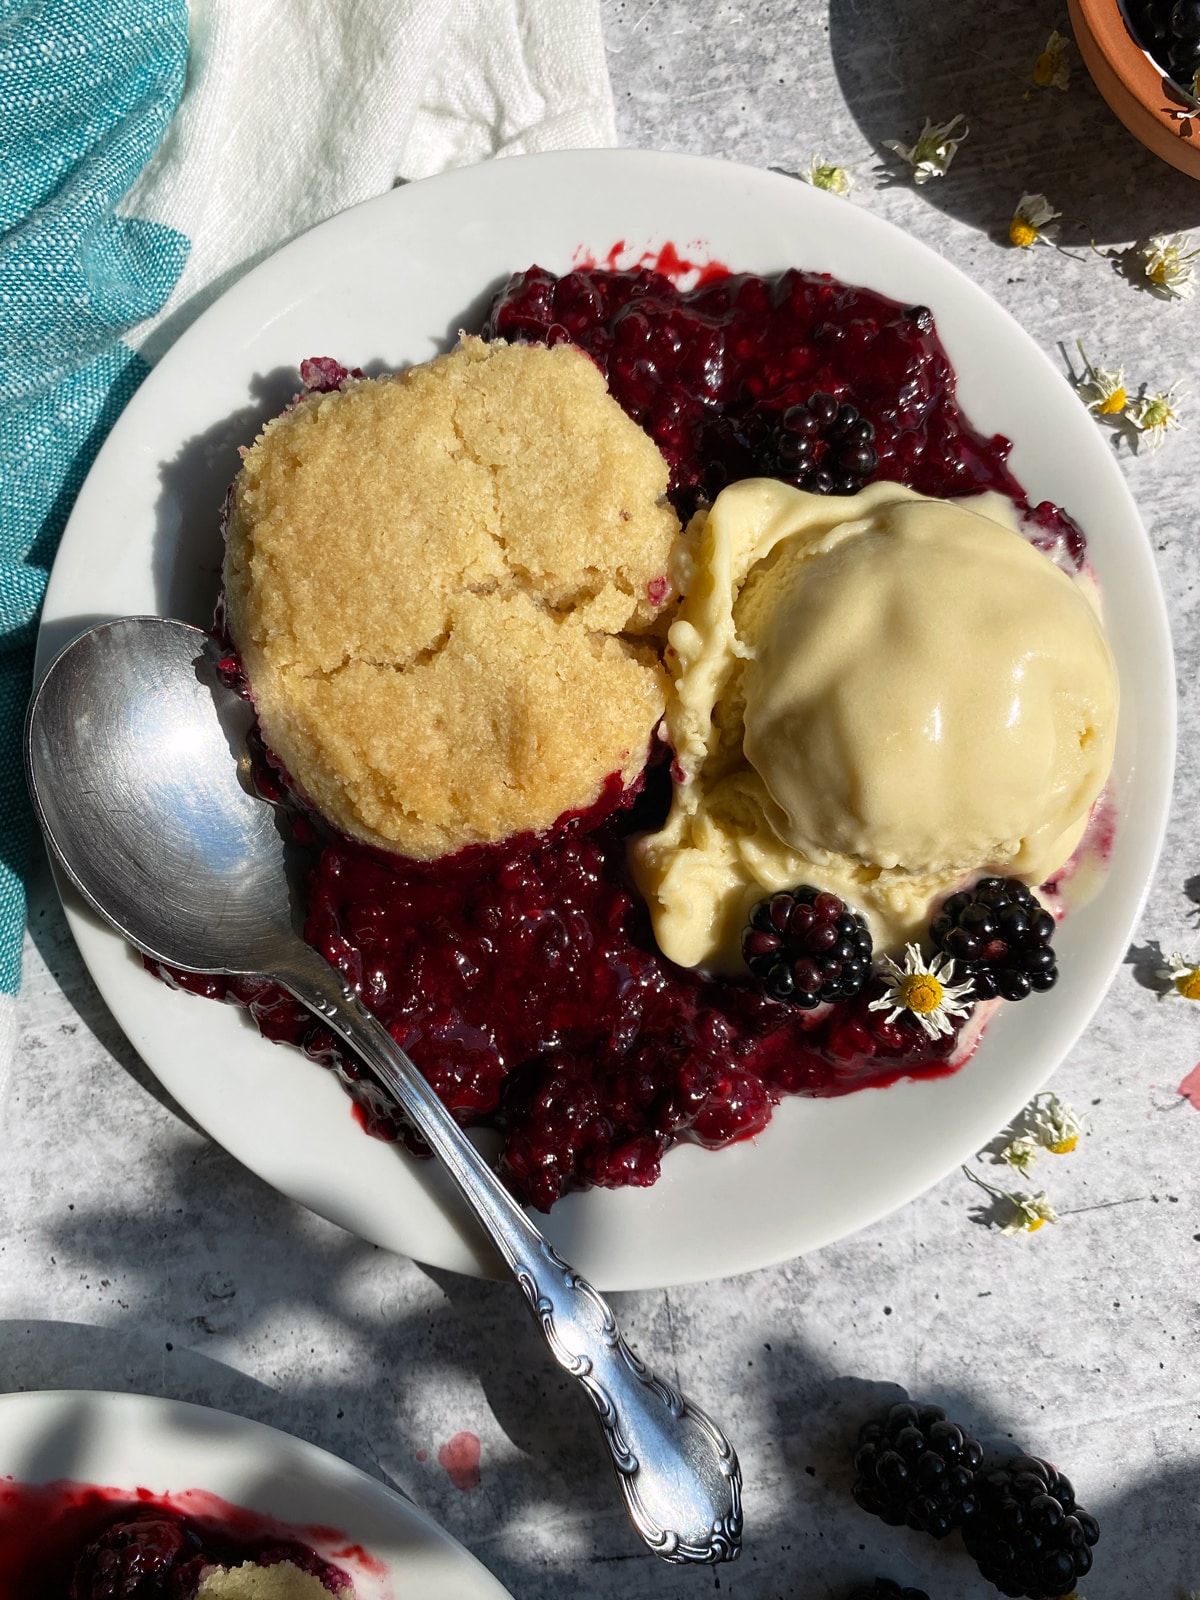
[{"x1": 174, "y1": 262, "x2": 1095, "y2": 1212}]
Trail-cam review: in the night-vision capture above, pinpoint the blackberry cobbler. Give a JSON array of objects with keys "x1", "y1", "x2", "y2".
[{"x1": 156, "y1": 259, "x2": 1116, "y2": 1213}]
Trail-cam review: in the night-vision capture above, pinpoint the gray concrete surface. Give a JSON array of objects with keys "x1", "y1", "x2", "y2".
[{"x1": 5, "y1": 2, "x2": 1199, "y2": 1595}]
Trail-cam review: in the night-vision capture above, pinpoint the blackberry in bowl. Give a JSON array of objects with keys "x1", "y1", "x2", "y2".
[{"x1": 1070, "y1": 0, "x2": 1200, "y2": 176}]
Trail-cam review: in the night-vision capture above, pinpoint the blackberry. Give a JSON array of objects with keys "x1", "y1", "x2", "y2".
[
  {"x1": 848, "y1": 1582, "x2": 931, "y2": 1600},
  {"x1": 961, "y1": 1454, "x2": 1100, "y2": 1598},
  {"x1": 852, "y1": 1401, "x2": 983, "y2": 1539},
  {"x1": 773, "y1": 392, "x2": 879, "y2": 495},
  {"x1": 1126, "y1": 0, "x2": 1200, "y2": 89},
  {"x1": 929, "y1": 877, "x2": 1057, "y2": 1003},
  {"x1": 743, "y1": 886, "x2": 873, "y2": 1007}
]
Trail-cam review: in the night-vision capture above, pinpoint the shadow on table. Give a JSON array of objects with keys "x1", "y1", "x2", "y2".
[
  {"x1": 829, "y1": 0, "x2": 1200, "y2": 245},
  {"x1": 9, "y1": 1135, "x2": 1200, "y2": 1599},
  {"x1": 23, "y1": 839, "x2": 203, "y2": 1133},
  {"x1": 754, "y1": 1329, "x2": 1200, "y2": 1598}
]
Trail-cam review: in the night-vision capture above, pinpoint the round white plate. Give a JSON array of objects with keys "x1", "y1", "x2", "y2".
[
  {"x1": 0, "y1": 1389, "x2": 510, "y2": 1600},
  {"x1": 39, "y1": 150, "x2": 1174, "y2": 1289}
]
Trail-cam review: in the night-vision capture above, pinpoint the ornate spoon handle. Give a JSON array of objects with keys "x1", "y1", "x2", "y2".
[{"x1": 279, "y1": 944, "x2": 742, "y2": 1565}]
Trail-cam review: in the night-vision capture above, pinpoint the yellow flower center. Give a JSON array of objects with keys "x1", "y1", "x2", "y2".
[
  {"x1": 1175, "y1": 968, "x2": 1200, "y2": 1001},
  {"x1": 1032, "y1": 51, "x2": 1055, "y2": 86},
  {"x1": 1026, "y1": 1216, "x2": 1045, "y2": 1232},
  {"x1": 1149, "y1": 260, "x2": 1169, "y2": 284},
  {"x1": 1009, "y1": 218, "x2": 1038, "y2": 248},
  {"x1": 1097, "y1": 388, "x2": 1126, "y2": 414},
  {"x1": 1047, "y1": 1135, "x2": 1078, "y2": 1154},
  {"x1": 899, "y1": 973, "x2": 944, "y2": 1015}
]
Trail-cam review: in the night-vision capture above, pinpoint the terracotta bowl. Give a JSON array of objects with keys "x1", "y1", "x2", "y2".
[{"x1": 1070, "y1": 0, "x2": 1200, "y2": 178}]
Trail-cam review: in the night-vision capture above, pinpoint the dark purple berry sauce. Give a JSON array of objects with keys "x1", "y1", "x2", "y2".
[
  {"x1": 0, "y1": 1479, "x2": 360, "y2": 1600},
  {"x1": 171, "y1": 258, "x2": 1087, "y2": 1213},
  {"x1": 484, "y1": 261, "x2": 1086, "y2": 567}
]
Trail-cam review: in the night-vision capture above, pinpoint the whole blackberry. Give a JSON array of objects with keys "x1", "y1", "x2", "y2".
[
  {"x1": 848, "y1": 1581, "x2": 931, "y2": 1600},
  {"x1": 929, "y1": 877, "x2": 1057, "y2": 1003},
  {"x1": 1127, "y1": 0, "x2": 1200, "y2": 87},
  {"x1": 961, "y1": 1454, "x2": 1100, "y2": 1598},
  {"x1": 852, "y1": 1401, "x2": 984, "y2": 1539},
  {"x1": 742, "y1": 886, "x2": 873, "y2": 1007},
  {"x1": 773, "y1": 392, "x2": 879, "y2": 495}
]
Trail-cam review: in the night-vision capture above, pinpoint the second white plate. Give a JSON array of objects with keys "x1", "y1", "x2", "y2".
[{"x1": 0, "y1": 1389, "x2": 511, "y2": 1600}]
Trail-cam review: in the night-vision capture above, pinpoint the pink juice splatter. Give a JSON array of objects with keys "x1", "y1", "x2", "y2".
[{"x1": 437, "y1": 1432, "x2": 482, "y2": 1492}]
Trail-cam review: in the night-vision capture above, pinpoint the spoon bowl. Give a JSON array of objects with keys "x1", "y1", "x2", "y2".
[
  {"x1": 25, "y1": 616, "x2": 743, "y2": 1567},
  {"x1": 26, "y1": 618, "x2": 296, "y2": 976}
]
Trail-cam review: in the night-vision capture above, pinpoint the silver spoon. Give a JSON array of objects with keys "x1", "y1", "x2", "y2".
[{"x1": 25, "y1": 615, "x2": 742, "y2": 1566}]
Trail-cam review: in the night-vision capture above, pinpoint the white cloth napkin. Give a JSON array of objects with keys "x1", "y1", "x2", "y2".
[{"x1": 127, "y1": 0, "x2": 617, "y2": 360}]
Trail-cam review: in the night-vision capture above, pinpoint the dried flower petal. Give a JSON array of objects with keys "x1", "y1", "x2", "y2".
[
  {"x1": 1129, "y1": 383, "x2": 1185, "y2": 449},
  {"x1": 1137, "y1": 232, "x2": 1199, "y2": 298},
  {"x1": 1029, "y1": 1091, "x2": 1083, "y2": 1154},
  {"x1": 1000, "y1": 1135, "x2": 1041, "y2": 1175},
  {"x1": 1032, "y1": 29, "x2": 1072, "y2": 90},
  {"x1": 963, "y1": 1164, "x2": 1060, "y2": 1234},
  {"x1": 1160, "y1": 951, "x2": 1200, "y2": 1001},
  {"x1": 883, "y1": 115, "x2": 968, "y2": 184},
  {"x1": 803, "y1": 156, "x2": 854, "y2": 196},
  {"x1": 1074, "y1": 341, "x2": 1129, "y2": 420},
  {"x1": 1009, "y1": 192, "x2": 1061, "y2": 249}
]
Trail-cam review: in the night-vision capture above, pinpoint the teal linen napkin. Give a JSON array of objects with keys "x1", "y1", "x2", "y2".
[{"x1": 0, "y1": 0, "x2": 190, "y2": 995}]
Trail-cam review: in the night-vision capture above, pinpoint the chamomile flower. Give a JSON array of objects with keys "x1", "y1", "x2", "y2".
[
  {"x1": 883, "y1": 115, "x2": 968, "y2": 184},
  {"x1": 1129, "y1": 382, "x2": 1186, "y2": 449},
  {"x1": 963, "y1": 1165, "x2": 1060, "y2": 1233},
  {"x1": 1009, "y1": 192, "x2": 1061, "y2": 249},
  {"x1": 869, "y1": 944, "x2": 974, "y2": 1040},
  {"x1": 1032, "y1": 29, "x2": 1072, "y2": 89},
  {"x1": 1136, "y1": 232, "x2": 1199, "y2": 299},
  {"x1": 802, "y1": 156, "x2": 854, "y2": 196},
  {"x1": 1160, "y1": 951, "x2": 1200, "y2": 1001},
  {"x1": 1029, "y1": 1091, "x2": 1084, "y2": 1153},
  {"x1": 1001, "y1": 1190, "x2": 1060, "y2": 1234},
  {"x1": 999, "y1": 1134, "x2": 1041, "y2": 1176},
  {"x1": 1074, "y1": 341, "x2": 1129, "y2": 420}
]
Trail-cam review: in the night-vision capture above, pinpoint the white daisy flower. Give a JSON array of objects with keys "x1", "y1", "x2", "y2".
[
  {"x1": 1029, "y1": 1091, "x2": 1084, "y2": 1154},
  {"x1": 1009, "y1": 192, "x2": 1061, "y2": 249},
  {"x1": 883, "y1": 115, "x2": 968, "y2": 184},
  {"x1": 869, "y1": 943, "x2": 974, "y2": 1040},
  {"x1": 1001, "y1": 1190, "x2": 1059, "y2": 1235},
  {"x1": 1129, "y1": 383, "x2": 1186, "y2": 450},
  {"x1": 999, "y1": 1134, "x2": 1041, "y2": 1176},
  {"x1": 1137, "y1": 232, "x2": 1198, "y2": 299},
  {"x1": 1160, "y1": 951, "x2": 1200, "y2": 1001},
  {"x1": 802, "y1": 157, "x2": 854, "y2": 196},
  {"x1": 963, "y1": 1165, "x2": 1060, "y2": 1234},
  {"x1": 1032, "y1": 29, "x2": 1072, "y2": 90},
  {"x1": 1074, "y1": 341, "x2": 1129, "y2": 420}
]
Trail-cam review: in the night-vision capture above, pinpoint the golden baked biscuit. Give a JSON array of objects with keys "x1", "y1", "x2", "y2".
[
  {"x1": 223, "y1": 336, "x2": 679, "y2": 858},
  {"x1": 196, "y1": 1562, "x2": 350, "y2": 1598}
]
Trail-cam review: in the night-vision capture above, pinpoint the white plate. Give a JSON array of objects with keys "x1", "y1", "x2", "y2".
[
  {"x1": 0, "y1": 1389, "x2": 510, "y2": 1600},
  {"x1": 39, "y1": 150, "x2": 1174, "y2": 1289}
]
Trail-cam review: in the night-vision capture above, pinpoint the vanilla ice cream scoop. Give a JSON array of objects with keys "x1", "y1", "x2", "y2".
[
  {"x1": 633, "y1": 479, "x2": 1118, "y2": 970},
  {"x1": 741, "y1": 493, "x2": 1115, "y2": 876}
]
